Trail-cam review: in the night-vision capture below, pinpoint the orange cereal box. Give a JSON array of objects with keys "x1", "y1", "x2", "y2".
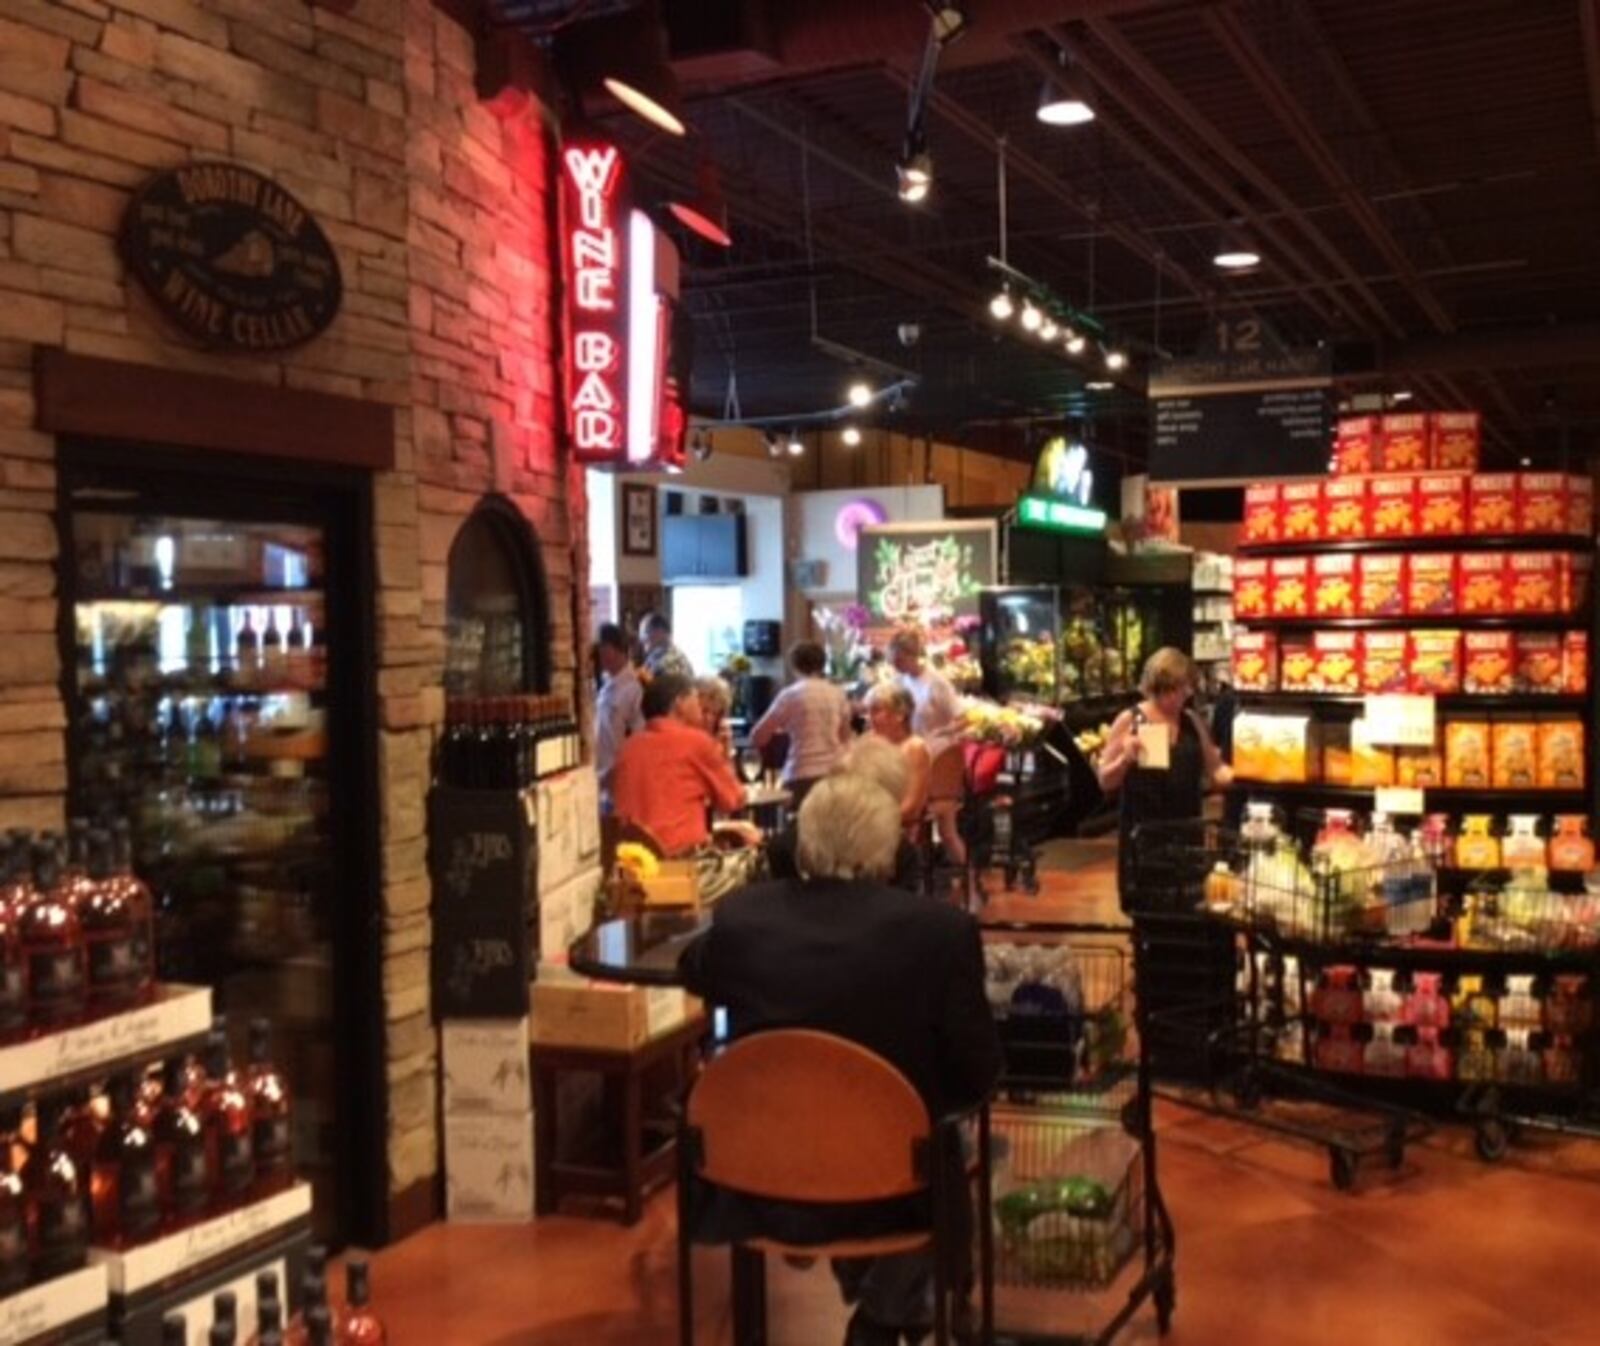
[
  {"x1": 1378, "y1": 414, "x2": 1429, "y2": 472},
  {"x1": 1564, "y1": 631, "x2": 1589, "y2": 695},
  {"x1": 1311, "y1": 632, "x2": 1361, "y2": 695},
  {"x1": 1243, "y1": 484, "x2": 1281, "y2": 545},
  {"x1": 1458, "y1": 553, "x2": 1508, "y2": 615},
  {"x1": 1539, "y1": 721, "x2": 1586, "y2": 790},
  {"x1": 1509, "y1": 552, "x2": 1560, "y2": 614},
  {"x1": 1322, "y1": 723, "x2": 1353, "y2": 785},
  {"x1": 1351, "y1": 719, "x2": 1396, "y2": 787},
  {"x1": 1270, "y1": 556, "x2": 1312, "y2": 618},
  {"x1": 1279, "y1": 481, "x2": 1323, "y2": 543},
  {"x1": 1312, "y1": 553, "x2": 1358, "y2": 617},
  {"x1": 1517, "y1": 473, "x2": 1569, "y2": 535},
  {"x1": 1417, "y1": 474, "x2": 1467, "y2": 536},
  {"x1": 1397, "y1": 746, "x2": 1445, "y2": 789},
  {"x1": 1321, "y1": 478, "x2": 1368, "y2": 541},
  {"x1": 1568, "y1": 475, "x2": 1593, "y2": 536},
  {"x1": 1409, "y1": 630, "x2": 1462, "y2": 694},
  {"x1": 1406, "y1": 552, "x2": 1457, "y2": 616},
  {"x1": 1334, "y1": 417, "x2": 1377, "y2": 476},
  {"x1": 1232, "y1": 631, "x2": 1278, "y2": 693},
  {"x1": 1280, "y1": 639, "x2": 1316, "y2": 693},
  {"x1": 1493, "y1": 721, "x2": 1540, "y2": 789},
  {"x1": 1515, "y1": 633, "x2": 1565, "y2": 695},
  {"x1": 1445, "y1": 720, "x2": 1492, "y2": 788},
  {"x1": 1357, "y1": 553, "x2": 1406, "y2": 617},
  {"x1": 1463, "y1": 632, "x2": 1514, "y2": 695},
  {"x1": 1369, "y1": 475, "x2": 1417, "y2": 538},
  {"x1": 1360, "y1": 632, "x2": 1410, "y2": 694},
  {"x1": 1234, "y1": 558, "x2": 1270, "y2": 619},
  {"x1": 1563, "y1": 553, "x2": 1592, "y2": 613},
  {"x1": 1430, "y1": 412, "x2": 1481, "y2": 471},
  {"x1": 1469, "y1": 474, "x2": 1517, "y2": 535}
]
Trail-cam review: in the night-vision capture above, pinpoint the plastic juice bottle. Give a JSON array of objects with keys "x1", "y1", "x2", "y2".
[
  {"x1": 1502, "y1": 815, "x2": 1546, "y2": 870},
  {"x1": 1455, "y1": 815, "x2": 1500, "y2": 869},
  {"x1": 1550, "y1": 815, "x2": 1596, "y2": 872}
]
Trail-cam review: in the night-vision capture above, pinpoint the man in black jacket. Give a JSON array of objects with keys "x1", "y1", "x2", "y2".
[{"x1": 679, "y1": 773, "x2": 1001, "y2": 1345}]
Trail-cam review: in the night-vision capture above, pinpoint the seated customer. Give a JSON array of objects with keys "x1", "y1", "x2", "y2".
[
  {"x1": 611, "y1": 674, "x2": 746, "y2": 857},
  {"x1": 679, "y1": 774, "x2": 1001, "y2": 1346},
  {"x1": 864, "y1": 683, "x2": 932, "y2": 828}
]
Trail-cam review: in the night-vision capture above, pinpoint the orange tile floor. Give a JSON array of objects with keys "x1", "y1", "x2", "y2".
[{"x1": 363, "y1": 844, "x2": 1600, "y2": 1345}]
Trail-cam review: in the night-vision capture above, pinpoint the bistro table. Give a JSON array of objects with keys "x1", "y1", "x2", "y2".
[{"x1": 569, "y1": 909, "x2": 709, "y2": 986}]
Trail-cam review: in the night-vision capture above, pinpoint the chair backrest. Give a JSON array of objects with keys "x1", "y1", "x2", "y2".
[
  {"x1": 926, "y1": 746, "x2": 966, "y2": 802},
  {"x1": 686, "y1": 1029, "x2": 931, "y2": 1203}
]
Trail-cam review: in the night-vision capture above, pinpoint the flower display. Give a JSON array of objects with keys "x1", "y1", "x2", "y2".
[{"x1": 961, "y1": 697, "x2": 1047, "y2": 748}]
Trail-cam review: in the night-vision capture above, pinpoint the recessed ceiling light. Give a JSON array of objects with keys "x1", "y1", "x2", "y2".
[
  {"x1": 1020, "y1": 303, "x2": 1042, "y2": 332},
  {"x1": 989, "y1": 289, "x2": 1014, "y2": 320},
  {"x1": 842, "y1": 426, "x2": 862, "y2": 447},
  {"x1": 847, "y1": 381, "x2": 872, "y2": 408}
]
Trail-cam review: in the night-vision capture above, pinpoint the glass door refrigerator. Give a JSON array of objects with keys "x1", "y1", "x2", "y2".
[{"x1": 59, "y1": 445, "x2": 383, "y2": 1246}]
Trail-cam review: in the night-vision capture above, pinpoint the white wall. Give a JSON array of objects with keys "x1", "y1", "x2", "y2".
[{"x1": 788, "y1": 485, "x2": 946, "y2": 599}]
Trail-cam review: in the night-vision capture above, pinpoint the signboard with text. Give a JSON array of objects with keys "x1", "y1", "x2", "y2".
[{"x1": 857, "y1": 520, "x2": 997, "y2": 625}]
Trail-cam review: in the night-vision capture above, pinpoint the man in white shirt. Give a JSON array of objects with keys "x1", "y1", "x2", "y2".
[
  {"x1": 594, "y1": 623, "x2": 643, "y2": 806},
  {"x1": 889, "y1": 627, "x2": 967, "y2": 866},
  {"x1": 749, "y1": 640, "x2": 851, "y2": 807}
]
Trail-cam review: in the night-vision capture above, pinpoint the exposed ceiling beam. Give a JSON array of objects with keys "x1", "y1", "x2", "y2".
[{"x1": 1345, "y1": 322, "x2": 1600, "y2": 378}]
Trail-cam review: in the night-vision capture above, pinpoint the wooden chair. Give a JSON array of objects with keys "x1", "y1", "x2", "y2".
[{"x1": 676, "y1": 1029, "x2": 990, "y2": 1346}]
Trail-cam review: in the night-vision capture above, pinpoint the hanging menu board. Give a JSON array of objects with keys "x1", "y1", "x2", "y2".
[
  {"x1": 1148, "y1": 324, "x2": 1332, "y2": 484},
  {"x1": 857, "y1": 520, "x2": 997, "y2": 625}
]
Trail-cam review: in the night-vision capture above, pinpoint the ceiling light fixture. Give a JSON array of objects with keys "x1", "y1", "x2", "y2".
[
  {"x1": 786, "y1": 433, "x2": 805, "y2": 457},
  {"x1": 1037, "y1": 48, "x2": 1095, "y2": 127},
  {"x1": 764, "y1": 430, "x2": 782, "y2": 459},
  {"x1": 667, "y1": 153, "x2": 732, "y2": 248},
  {"x1": 1104, "y1": 347, "x2": 1127, "y2": 372},
  {"x1": 595, "y1": 2, "x2": 686, "y2": 137},
  {"x1": 897, "y1": 126, "x2": 933, "y2": 204},
  {"x1": 1212, "y1": 209, "x2": 1261, "y2": 272},
  {"x1": 1390, "y1": 389, "x2": 1414, "y2": 404},
  {"x1": 1087, "y1": 380, "x2": 1114, "y2": 391},
  {"x1": 1065, "y1": 331, "x2": 1086, "y2": 355},
  {"x1": 989, "y1": 288, "x2": 1014, "y2": 320},
  {"x1": 847, "y1": 380, "x2": 873, "y2": 408},
  {"x1": 1038, "y1": 317, "x2": 1059, "y2": 342},
  {"x1": 842, "y1": 426, "x2": 863, "y2": 447},
  {"x1": 926, "y1": 1, "x2": 970, "y2": 46},
  {"x1": 1020, "y1": 302, "x2": 1042, "y2": 332}
]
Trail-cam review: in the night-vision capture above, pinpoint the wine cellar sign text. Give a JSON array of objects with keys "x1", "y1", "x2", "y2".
[{"x1": 119, "y1": 163, "x2": 342, "y2": 352}]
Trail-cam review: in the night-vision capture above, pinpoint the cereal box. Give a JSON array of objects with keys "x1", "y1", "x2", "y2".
[
  {"x1": 1232, "y1": 631, "x2": 1278, "y2": 692},
  {"x1": 1445, "y1": 720, "x2": 1492, "y2": 788},
  {"x1": 1409, "y1": 630, "x2": 1462, "y2": 694},
  {"x1": 1232, "y1": 713, "x2": 1268, "y2": 781},
  {"x1": 1458, "y1": 553, "x2": 1508, "y2": 615},
  {"x1": 1378, "y1": 414, "x2": 1429, "y2": 472},
  {"x1": 1568, "y1": 475, "x2": 1593, "y2": 535},
  {"x1": 1563, "y1": 553, "x2": 1591, "y2": 613},
  {"x1": 1243, "y1": 484, "x2": 1280, "y2": 545},
  {"x1": 1564, "y1": 631, "x2": 1589, "y2": 695},
  {"x1": 1539, "y1": 720, "x2": 1585, "y2": 790},
  {"x1": 1357, "y1": 553, "x2": 1406, "y2": 616},
  {"x1": 1334, "y1": 417, "x2": 1377, "y2": 476},
  {"x1": 1369, "y1": 475, "x2": 1417, "y2": 537},
  {"x1": 1514, "y1": 633, "x2": 1564, "y2": 695},
  {"x1": 1234, "y1": 558, "x2": 1270, "y2": 619},
  {"x1": 1463, "y1": 632, "x2": 1514, "y2": 694},
  {"x1": 1406, "y1": 552, "x2": 1457, "y2": 616},
  {"x1": 1509, "y1": 552, "x2": 1560, "y2": 613},
  {"x1": 1269, "y1": 556, "x2": 1312, "y2": 617},
  {"x1": 1266, "y1": 716, "x2": 1312, "y2": 783},
  {"x1": 1279, "y1": 639, "x2": 1316, "y2": 693},
  {"x1": 1398, "y1": 745, "x2": 1445, "y2": 789},
  {"x1": 1469, "y1": 474, "x2": 1517, "y2": 535},
  {"x1": 1493, "y1": 721, "x2": 1539, "y2": 789},
  {"x1": 1311, "y1": 632, "x2": 1361, "y2": 695},
  {"x1": 1361, "y1": 632, "x2": 1410, "y2": 693},
  {"x1": 1279, "y1": 481, "x2": 1323, "y2": 543},
  {"x1": 1351, "y1": 719, "x2": 1396, "y2": 787},
  {"x1": 1431, "y1": 412, "x2": 1481, "y2": 471},
  {"x1": 1320, "y1": 477, "x2": 1368, "y2": 541},
  {"x1": 1517, "y1": 473, "x2": 1568, "y2": 535},
  {"x1": 1416, "y1": 474, "x2": 1467, "y2": 536},
  {"x1": 1322, "y1": 723, "x2": 1352, "y2": 785},
  {"x1": 1312, "y1": 553, "x2": 1358, "y2": 617}
]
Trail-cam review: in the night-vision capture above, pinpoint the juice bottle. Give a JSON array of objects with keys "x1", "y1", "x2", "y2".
[
  {"x1": 92, "y1": 1072, "x2": 161, "y2": 1249},
  {"x1": 1502, "y1": 814, "x2": 1546, "y2": 870},
  {"x1": 198, "y1": 1030, "x2": 254, "y2": 1212},
  {"x1": 23, "y1": 1095, "x2": 89, "y2": 1281},
  {"x1": 1455, "y1": 815, "x2": 1501, "y2": 869},
  {"x1": 1550, "y1": 815, "x2": 1596, "y2": 871},
  {"x1": 246, "y1": 1018, "x2": 293, "y2": 1197}
]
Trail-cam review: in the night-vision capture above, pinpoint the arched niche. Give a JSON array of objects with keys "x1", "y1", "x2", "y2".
[{"x1": 445, "y1": 495, "x2": 552, "y2": 695}]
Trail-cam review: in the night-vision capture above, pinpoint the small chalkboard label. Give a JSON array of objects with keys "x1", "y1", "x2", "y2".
[{"x1": 119, "y1": 162, "x2": 342, "y2": 351}]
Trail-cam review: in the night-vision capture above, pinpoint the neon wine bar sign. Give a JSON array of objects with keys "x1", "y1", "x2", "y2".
[{"x1": 561, "y1": 138, "x2": 678, "y2": 470}]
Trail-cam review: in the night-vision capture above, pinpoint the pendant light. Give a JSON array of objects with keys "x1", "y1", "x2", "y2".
[
  {"x1": 667, "y1": 153, "x2": 732, "y2": 247},
  {"x1": 559, "y1": 1, "x2": 687, "y2": 137},
  {"x1": 1037, "y1": 48, "x2": 1095, "y2": 127}
]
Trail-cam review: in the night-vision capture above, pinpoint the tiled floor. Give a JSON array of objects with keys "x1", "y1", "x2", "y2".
[{"x1": 364, "y1": 844, "x2": 1600, "y2": 1344}]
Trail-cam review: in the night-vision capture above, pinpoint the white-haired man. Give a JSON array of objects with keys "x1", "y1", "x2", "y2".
[{"x1": 679, "y1": 774, "x2": 1000, "y2": 1345}]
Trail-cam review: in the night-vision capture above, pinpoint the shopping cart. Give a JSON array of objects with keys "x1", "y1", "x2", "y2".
[{"x1": 978, "y1": 921, "x2": 1174, "y2": 1343}]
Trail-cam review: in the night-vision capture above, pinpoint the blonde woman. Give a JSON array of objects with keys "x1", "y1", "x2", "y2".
[
  {"x1": 864, "y1": 682, "x2": 932, "y2": 827},
  {"x1": 695, "y1": 675, "x2": 735, "y2": 754},
  {"x1": 1097, "y1": 647, "x2": 1233, "y2": 910}
]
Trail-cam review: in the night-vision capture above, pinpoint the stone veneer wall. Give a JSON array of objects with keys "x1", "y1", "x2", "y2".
[{"x1": 0, "y1": 0, "x2": 584, "y2": 1225}]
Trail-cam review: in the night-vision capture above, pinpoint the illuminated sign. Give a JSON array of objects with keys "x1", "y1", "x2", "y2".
[
  {"x1": 1018, "y1": 495, "x2": 1108, "y2": 535},
  {"x1": 1032, "y1": 436, "x2": 1094, "y2": 508},
  {"x1": 834, "y1": 498, "x2": 887, "y2": 550}
]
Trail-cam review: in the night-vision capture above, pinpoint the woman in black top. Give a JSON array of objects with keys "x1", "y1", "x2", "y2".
[{"x1": 1097, "y1": 647, "x2": 1233, "y2": 911}]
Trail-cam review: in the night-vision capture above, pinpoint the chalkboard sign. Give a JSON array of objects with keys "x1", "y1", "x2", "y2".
[
  {"x1": 857, "y1": 520, "x2": 997, "y2": 625},
  {"x1": 1149, "y1": 387, "x2": 1331, "y2": 484},
  {"x1": 119, "y1": 162, "x2": 342, "y2": 351}
]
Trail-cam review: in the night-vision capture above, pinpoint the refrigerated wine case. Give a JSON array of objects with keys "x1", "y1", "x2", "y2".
[{"x1": 58, "y1": 444, "x2": 385, "y2": 1246}]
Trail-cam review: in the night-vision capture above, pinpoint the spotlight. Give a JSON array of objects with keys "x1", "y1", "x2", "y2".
[
  {"x1": 786, "y1": 433, "x2": 805, "y2": 457},
  {"x1": 897, "y1": 152, "x2": 932, "y2": 203},
  {"x1": 1104, "y1": 347, "x2": 1127, "y2": 372},
  {"x1": 1213, "y1": 216, "x2": 1261, "y2": 272},
  {"x1": 764, "y1": 430, "x2": 781, "y2": 459},
  {"x1": 926, "y1": 1, "x2": 970, "y2": 46},
  {"x1": 1037, "y1": 49, "x2": 1095, "y2": 127},
  {"x1": 667, "y1": 154, "x2": 732, "y2": 248},
  {"x1": 989, "y1": 289, "x2": 1014, "y2": 320},
  {"x1": 842, "y1": 426, "x2": 862, "y2": 447},
  {"x1": 691, "y1": 429, "x2": 713, "y2": 463},
  {"x1": 1065, "y1": 332, "x2": 1086, "y2": 355},
  {"x1": 1520, "y1": 456, "x2": 1533, "y2": 467},
  {"x1": 594, "y1": 2, "x2": 686, "y2": 137},
  {"x1": 1087, "y1": 380, "x2": 1114, "y2": 391},
  {"x1": 847, "y1": 380, "x2": 873, "y2": 408},
  {"x1": 1039, "y1": 317, "x2": 1059, "y2": 342},
  {"x1": 1390, "y1": 389, "x2": 1414, "y2": 405},
  {"x1": 1020, "y1": 302, "x2": 1042, "y2": 332}
]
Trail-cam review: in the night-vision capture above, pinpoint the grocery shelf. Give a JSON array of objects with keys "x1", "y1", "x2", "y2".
[
  {"x1": 1229, "y1": 781, "x2": 1590, "y2": 810},
  {"x1": 1237, "y1": 614, "x2": 1587, "y2": 631},
  {"x1": 1236, "y1": 693, "x2": 1590, "y2": 712},
  {"x1": 1238, "y1": 535, "x2": 1592, "y2": 558}
]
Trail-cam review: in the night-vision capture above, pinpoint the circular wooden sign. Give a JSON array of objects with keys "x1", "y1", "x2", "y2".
[{"x1": 119, "y1": 162, "x2": 342, "y2": 351}]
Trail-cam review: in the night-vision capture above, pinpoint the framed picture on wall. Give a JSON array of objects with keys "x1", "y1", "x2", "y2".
[{"x1": 622, "y1": 483, "x2": 657, "y2": 557}]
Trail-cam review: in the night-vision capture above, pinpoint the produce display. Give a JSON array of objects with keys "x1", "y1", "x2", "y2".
[{"x1": 981, "y1": 586, "x2": 1169, "y2": 708}]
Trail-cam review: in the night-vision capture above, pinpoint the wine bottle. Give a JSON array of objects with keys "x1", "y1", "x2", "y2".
[
  {"x1": 24, "y1": 1096, "x2": 89, "y2": 1281},
  {"x1": 0, "y1": 844, "x2": 26, "y2": 1044},
  {"x1": 92, "y1": 1072, "x2": 161, "y2": 1249},
  {"x1": 198, "y1": 1031, "x2": 254, "y2": 1211},
  {"x1": 21, "y1": 840, "x2": 88, "y2": 1032},
  {"x1": 246, "y1": 1018, "x2": 293, "y2": 1196},
  {"x1": 305, "y1": 1306, "x2": 333, "y2": 1346},
  {"x1": 154, "y1": 1056, "x2": 211, "y2": 1230},
  {"x1": 163, "y1": 1314, "x2": 188, "y2": 1346},
  {"x1": 338, "y1": 1260, "x2": 386, "y2": 1345},
  {"x1": 235, "y1": 612, "x2": 261, "y2": 691},
  {"x1": 251, "y1": 1269, "x2": 284, "y2": 1346},
  {"x1": 81, "y1": 829, "x2": 146, "y2": 1017},
  {"x1": 61, "y1": 1086, "x2": 103, "y2": 1190},
  {"x1": 0, "y1": 1104, "x2": 27, "y2": 1294},
  {"x1": 112, "y1": 818, "x2": 157, "y2": 998}
]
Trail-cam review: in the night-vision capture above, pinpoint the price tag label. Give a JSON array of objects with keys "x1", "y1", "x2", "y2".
[
  {"x1": 1375, "y1": 786, "x2": 1426, "y2": 816},
  {"x1": 1363, "y1": 694, "x2": 1437, "y2": 747}
]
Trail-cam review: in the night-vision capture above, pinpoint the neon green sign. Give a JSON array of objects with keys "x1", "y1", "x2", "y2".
[{"x1": 1018, "y1": 494, "x2": 1107, "y2": 535}]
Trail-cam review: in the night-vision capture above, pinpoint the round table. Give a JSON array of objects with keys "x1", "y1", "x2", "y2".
[{"x1": 569, "y1": 909, "x2": 710, "y2": 986}]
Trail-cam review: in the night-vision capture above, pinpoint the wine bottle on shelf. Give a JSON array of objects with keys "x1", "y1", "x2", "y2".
[
  {"x1": 247, "y1": 1017, "x2": 293, "y2": 1197},
  {"x1": 0, "y1": 1105, "x2": 27, "y2": 1294},
  {"x1": 153, "y1": 1055, "x2": 211, "y2": 1230},
  {"x1": 235, "y1": 612, "x2": 261, "y2": 691},
  {"x1": 213, "y1": 1291, "x2": 238, "y2": 1337},
  {"x1": 212, "y1": 1319, "x2": 238, "y2": 1346},
  {"x1": 0, "y1": 845, "x2": 26, "y2": 1045},
  {"x1": 21, "y1": 840, "x2": 88, "y2": 1032},
  {"x1": 92, "y1": 1072, "x2": 161, "y2": 1249},
  {"x1": 251, "y1": 1269, "x2": 284, "y2": 1346},
  {"x1": 61, "y1": 1086, "x2": 103, "y2": 1187},
  {"x1": 63, "y1": 819, "x2": 93, "y2": 906},
  {"x1": 111, "y1": 818, "x2": 157, "y2": 998},
  {"x1": 286, "y1": 1248, "x2": 329, "y2": 1346},
  {"x1": 163, "y1": 1315, "x2": 188, "y2": 1346},
  {"x1": 198, "y1": 1030, "x2": 254, "y2": 1212},
  {"x1": 338, "y1": 1259, "x2": 386, "y2": 1346},
  {"x1": 263, "y1": 610, "x2": 288, "y2": 683},
  {"x1": 286, "y1": 609, "x2": 310, "y2": 689},
  {"x1": 81, "y1": 829, "x2": 147, "y2": 1017},
  {"x1": 193, "y1": 705, "x2": 223, "y2": 782},
  {"x1": 24, "y1": 1095, "x2": 89, "y2": 1282},
  {"x1": 305, "y1": 1306, "x2": 333, "y2": 1346}
]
